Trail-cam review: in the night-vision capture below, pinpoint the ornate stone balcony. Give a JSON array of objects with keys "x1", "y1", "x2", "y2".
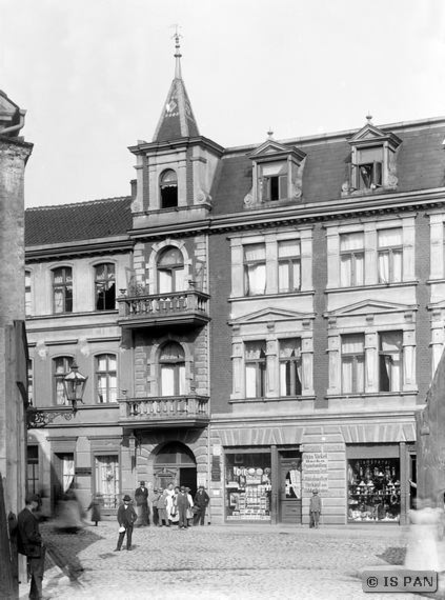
[
  {"x1": 117, "y1": 289, "x2": 210, "y2": 328},
  {"x1": 118, "y1": 394, "x2": 210, "y2": 428}
]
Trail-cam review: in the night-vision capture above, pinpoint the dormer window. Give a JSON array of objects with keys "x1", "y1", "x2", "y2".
[
  {"x1": 260, "y1": 162, "x2": 288, "y2": 201},
  {"x1": 244, "y1": 138, "x2": 306, "y2": 208},
  {"x1": 160, "y1": 169, "x2": 178, "y2": 208},
  {"x1": 342, "y1": 117, "x2": 401, "y2": 197}
]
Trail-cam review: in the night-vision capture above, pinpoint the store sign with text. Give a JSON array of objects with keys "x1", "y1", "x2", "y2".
[{"x1": 302, "y1": 452, "x2": 329, "y2": 493}]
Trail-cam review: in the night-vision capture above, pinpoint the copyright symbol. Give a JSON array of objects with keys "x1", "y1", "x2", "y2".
[{"x1": 367, "y1": 577, "x2": 378, "y2": 588}]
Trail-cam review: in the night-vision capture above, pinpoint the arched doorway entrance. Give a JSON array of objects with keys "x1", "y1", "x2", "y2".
[{"x1": 154, "y1": 442, "x2": 197, "y2": 494}]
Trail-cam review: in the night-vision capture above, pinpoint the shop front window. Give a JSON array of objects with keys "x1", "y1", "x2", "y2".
[
  {"x1": 225, "y1": 453, "x2": 271, "y2": 521},
  {"x1": 347, "y1": 457, "x2": 400, "y2": 522}
]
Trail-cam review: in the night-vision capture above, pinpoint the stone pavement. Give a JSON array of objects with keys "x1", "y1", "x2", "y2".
[{"x1": 18, "y1": 520, "x2": 428, "y2": 600}]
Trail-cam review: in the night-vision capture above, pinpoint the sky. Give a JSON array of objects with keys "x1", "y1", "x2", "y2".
[{"x1": 1, "y1": 0, "x2": 444, "y2": 208}]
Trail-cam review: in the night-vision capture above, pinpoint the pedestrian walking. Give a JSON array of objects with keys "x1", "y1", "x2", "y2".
[
  {"x1": 114, "y1": 494, "x2": 138, "y2": 551},
  {"x1": 87, "y1": 493, "x2": 102, "y2": 526},
  {"x1": 134, "y1": 480, "x2": 149, "y2": 526},
  {"x1": 177, "y1": 486, "x2": 190, "y2": 529},
  {"x1": 309, "y1": 489, "x2": 322, "y2": 528},
  {"x1": 193, "y1": 485, "x2": 210, "y2": 526},
  {"x1": 17, "y1": 493, "x2": 47, "y2": 600}
]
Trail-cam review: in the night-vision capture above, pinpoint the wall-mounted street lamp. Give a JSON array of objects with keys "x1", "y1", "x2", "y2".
[{"x1": 27, "y1": 361, "x2": 88, "y2": 428}]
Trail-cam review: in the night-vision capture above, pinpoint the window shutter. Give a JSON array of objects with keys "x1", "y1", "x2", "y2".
[{"x1": 373, "y1": 161, "x2": 383, "y2": 186}]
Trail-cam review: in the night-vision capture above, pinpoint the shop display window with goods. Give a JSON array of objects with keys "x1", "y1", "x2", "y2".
[
  {"x1": 225, "y1": 453, "x2": 271, "y2": 521},
  {"x1": 347, "y1": 457, "x2": 401, "y2": 522}
]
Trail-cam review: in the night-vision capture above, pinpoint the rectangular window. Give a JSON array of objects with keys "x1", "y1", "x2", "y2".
[
  {"x1": 95, "y1": 263, "x2": 116, "y2": 310},
  {"x1": 25, "y1": 271, "x2": 32, "y2": 316},
  {"x1": 279, "y1": 338, "x2": 302, "y2": 396},
  {"x1": 53, "y1": 357, "x2": 73, "y2": 405},
  {"x1": 260, "y1": 162, "x2": 287, "y2": 202},
  {"x1": 340, "y1": 232, "x2": 364, "y2": 286},
  {"x1": 379, "y1": 331, "x2": 403, "y2": 392},
  {"x1": 27, "y1": 359, "x2": 33, "y2": 405},
  {"x1": 341, "y1": 334, "x2": 365, "y2": 394},
  {"x1": 96, "y1": 354, "x2": 117, "y2": 403},
  {"x1": 278, "y1": 241, "x2": 301, "y2": 292},
  {"x1": 95, "y1": 455, "x2": 120, "y2": 509},
  {"x1": 27, "y1": 446, "x2": 39, "y2": 495},
  {"x1": 244, "y1": 244, "x2": 266, "y2": 296},
  {"x1": 378, "y1": 228, "x2": 403, "y2": 283},
  {"x1": 245, "y1": 340, "x2": 267, "y2": 398},
  {"x1": 358, "y1": 162, "x2": 382, "y2": 190},
  {"x1": 53, "y1": 267, "x2": 73, "y2": 313}
]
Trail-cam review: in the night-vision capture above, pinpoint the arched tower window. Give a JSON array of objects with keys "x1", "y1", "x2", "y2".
[
  {"x1": 159, "y1": 342, "x2": 186, "y2": 396},
  {"x1": 160, "y1": 169, "x2": 178, "y2": 208},
  {"x1": 157, "y1": 246, "x2": 185, "y2": 293}
]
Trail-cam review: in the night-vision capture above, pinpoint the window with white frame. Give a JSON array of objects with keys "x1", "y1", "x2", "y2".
[
  {"x1": 53, "y1": 356, "x2": 73, "y2": 405},
  {"x1": 95, "y1": 263, "x2": 116, "y2": 310},
  {"x1": 53, "y1": 267, "x2": 73, "y2": 313},
  {"x1": 341, "y1": 334, "x2": 365, "y2": 394},
  {"x1": 379, "y1": 331, "x2": 402, "y2": 392},
  {"x1": 157, "y1": 247, "x2": 185, "y2": 293},
  {"x1": 159, "y1": 342, "x2": 186, "y2": 396},
  {"x1": 279, "y1": 338, "x2": 302, "y2": 396},
  {"x1": 245, "y1": 340, "x2": 267, "y2": 398},
  {"x1": 95, "y1": 455, "x2": 119, "y2": 509},
  {"x1": 340, "y1": 232, "x2": 364, "y2": 287},
  {"x1": 278, "y1": 240, "x2": 301, "y2": 292},
  {"x1": 378, "y1": 228, "x2": 403, "y2": 283},
  {"x1": 96, "y1": 354, "x2": 117, "y2": 403},
  {"x1": 260, "y1": 162, "x2": 287, "y2": 202},
  {"x1": 25, "y1": 270, "x2": 32, "y2": 316},
  {"x1": 244, "y1": 243, "x2": 266, "y2": 296}
]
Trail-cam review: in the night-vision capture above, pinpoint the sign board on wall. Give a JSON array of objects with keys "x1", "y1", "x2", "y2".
[{"x1": 302, "y1": 453, "x2": 329, "y2": 493}]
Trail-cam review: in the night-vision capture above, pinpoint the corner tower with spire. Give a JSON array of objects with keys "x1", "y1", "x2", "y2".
[{"x1": 128, "y1": 34, "x2": 223, "y2": 224}]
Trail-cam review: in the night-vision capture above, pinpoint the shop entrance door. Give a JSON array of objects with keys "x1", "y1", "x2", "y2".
[{"x1": 280, "y1": 453, "x2": 302, "y2": 524}]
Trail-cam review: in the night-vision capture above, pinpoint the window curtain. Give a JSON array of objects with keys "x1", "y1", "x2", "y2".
[
  {"x1": 378, "y1": 228, "x2": 403, "y2": 282},
  {"x1": 340, "y1": 233, "x2": 363, "y2": 252},
  {"x1": 380, "y1": 332, "x2": 402, "y2": 391},
  {"x1": 279, "y1": 339, "x2": 302, "y2": 395},
  {"x1": 340, "y1": 233, "x2": 364, "y2": 286},
  {"x1": 245, "y1": 341, "x2": 266, "y2": 398},
  {"x1": 159, "y1": 270, "x2": 173, "y2": 293},
  {"x1": 244, "y1": 244, "x2": 266, "y2": 295},
  {"x1": 62, "y1": 456, "x2": 75, "y2": 493},
  {"x1": 341, "y1": 336, "x2": 364, "y2": 393}
]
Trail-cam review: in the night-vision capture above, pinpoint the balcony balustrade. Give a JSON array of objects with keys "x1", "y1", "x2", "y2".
[
  {"x1": 118, "y1": 394, "x2": 210, "y2": 428},
  {"x1": 117, "y1": 289, "x2": 210, "y2": 328}
]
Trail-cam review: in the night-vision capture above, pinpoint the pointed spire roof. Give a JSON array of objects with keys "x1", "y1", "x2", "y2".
[{"x1": 152, "y1": 33, "x2": 200, "y2": 143}]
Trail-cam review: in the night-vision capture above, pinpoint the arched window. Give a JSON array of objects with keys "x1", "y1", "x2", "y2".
[
  {"x1": 159, "y1": 342, "x2": 185, "y2": 396},
  {"x1": 53, "y1": 356, "x2": 73, "y2": 405},
  {"x1": 160, "y1": 169, "x2": 178, "y2": 208},
  {"x1": 53, "y1": 267, "x2": 73, "y2": 314},
  {"x1": 95, "y1": 263, "x2": 116, "y2": 310},
  {"x1": 157, "y1": 246, "x2": 185, "y2": 293},
  {"x1": 95, "y1": 354, "x2": 117, "y2": 403}
]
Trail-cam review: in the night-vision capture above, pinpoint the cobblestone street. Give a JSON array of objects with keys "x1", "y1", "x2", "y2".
[{"x1": 18, "y1": 520, "x2": 428, "y2": 600}]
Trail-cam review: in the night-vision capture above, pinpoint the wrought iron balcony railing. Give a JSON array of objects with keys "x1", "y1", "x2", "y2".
[
  {"x1": 118, "y1": 394, "x2": 210, "y2": 427},
  {"x1": 117, "y1": 289, "x2": 210, "y2": 328}
]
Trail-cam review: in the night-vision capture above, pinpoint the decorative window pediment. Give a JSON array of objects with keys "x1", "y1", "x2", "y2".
[
  {"x1": 244, "y1": 138, "x2": 306, "y2": 207},
  {"x1": 342, "y1": 118, "x2": 402, "y2": 196}
]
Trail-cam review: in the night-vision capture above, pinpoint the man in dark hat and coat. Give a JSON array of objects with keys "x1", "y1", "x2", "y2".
[
  {"x1": 115, "y1": 494, "x2": 138, "y2": 551},
  {"x1": 17, "y1": 493, "x2": 46, "y2": 599},
  {"x1": 134, "y1": 480, "x2": 149, "y2": 526},
  {"x1": 193, "y1": 485, "x2": 210, "y2": 526}
]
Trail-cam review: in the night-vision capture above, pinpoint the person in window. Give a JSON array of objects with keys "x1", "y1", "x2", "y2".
[{"x1": 114, "y1": 495, "x2": 137, "y2": 551}]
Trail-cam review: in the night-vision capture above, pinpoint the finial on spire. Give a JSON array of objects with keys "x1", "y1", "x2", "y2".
[
  {"x1": 171, "y1": 25, "x2": 183, "y2": 79},
  {"x1": 366, "y1": 113, "x2": 373, "y2": 125}
]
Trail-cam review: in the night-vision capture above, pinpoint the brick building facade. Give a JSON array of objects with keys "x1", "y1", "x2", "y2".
[{"x1": 25, "y1": 40, "x2": 445, "y2": 526}]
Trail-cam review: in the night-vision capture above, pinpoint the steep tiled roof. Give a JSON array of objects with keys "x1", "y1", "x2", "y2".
[
  {"x1": 25, "y1": 196, "x2": 133, "y2": 246},
  {"x1": 211, "y1": 121, "x2": 445, "y2": 215}
]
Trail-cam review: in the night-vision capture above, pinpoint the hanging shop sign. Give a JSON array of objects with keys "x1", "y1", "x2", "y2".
[{"x1": 302, "y1": 452, "x2": 329, "y2": 493}]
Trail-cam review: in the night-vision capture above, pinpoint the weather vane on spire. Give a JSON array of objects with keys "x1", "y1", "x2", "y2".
[{"x1": 170, "y1": 24, "x2": 183, "y2": 78}]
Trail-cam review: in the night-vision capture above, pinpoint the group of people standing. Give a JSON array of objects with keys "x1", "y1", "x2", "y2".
[{"x1": 115, "y1": 481, "x2": 210, "y2": 550}]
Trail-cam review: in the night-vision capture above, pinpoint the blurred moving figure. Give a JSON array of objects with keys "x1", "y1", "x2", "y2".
[{"x1": 405, "y1": 498, "x2": 443, "y2": 571}]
